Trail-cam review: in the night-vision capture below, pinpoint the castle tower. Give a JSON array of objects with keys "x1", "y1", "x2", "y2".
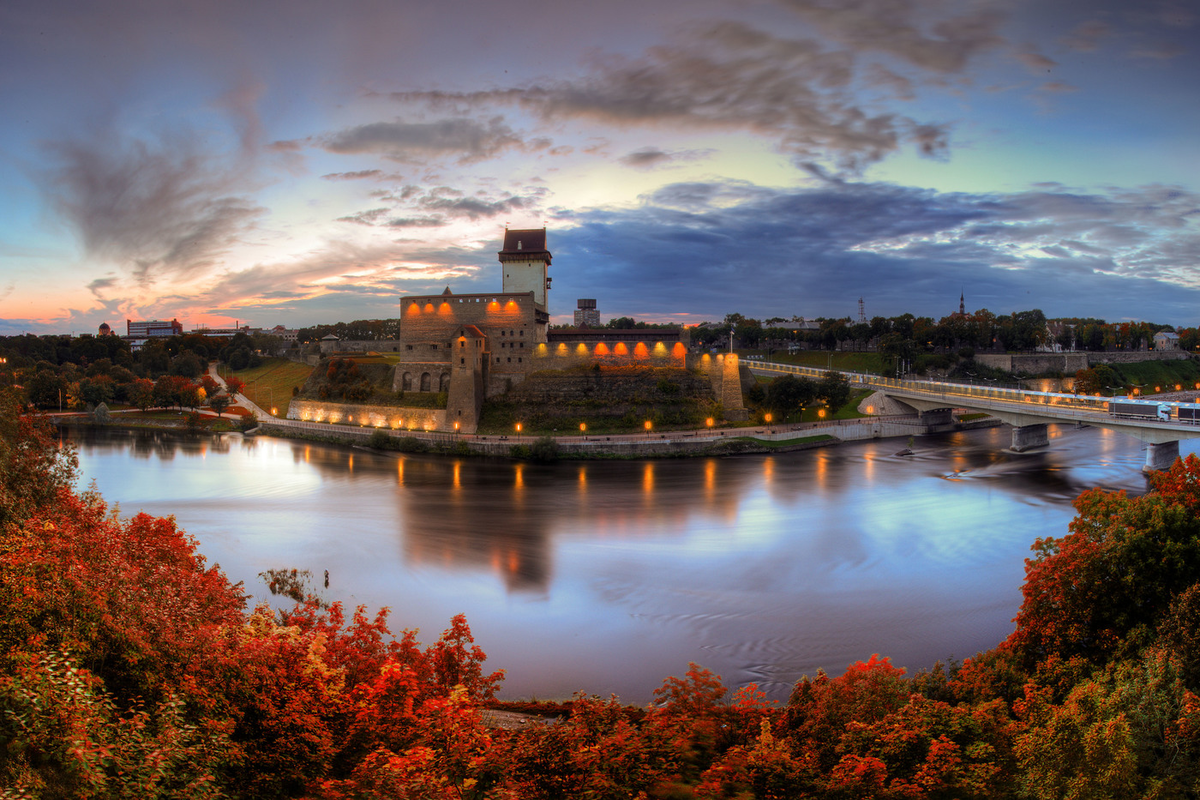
[{"x1": 499, "y1": 228, "x2": 552, "y2": 307}]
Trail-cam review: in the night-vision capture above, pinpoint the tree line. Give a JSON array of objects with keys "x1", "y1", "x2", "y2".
[{"x1": 689, "y1": 309, "x2": 1194, "y2": 357}]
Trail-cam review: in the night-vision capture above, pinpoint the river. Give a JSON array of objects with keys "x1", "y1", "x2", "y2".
[{"x1": 66, "y1": 423, "x2": 1179, "y2": 704}]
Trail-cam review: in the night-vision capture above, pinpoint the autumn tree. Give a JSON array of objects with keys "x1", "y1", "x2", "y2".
[{"x1": 0, "y1": 388, "x2": 77, "y2": 531}]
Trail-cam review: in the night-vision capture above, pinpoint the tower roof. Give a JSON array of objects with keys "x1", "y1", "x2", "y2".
[{"x1": 499, "y1": 228, "x2": 551, "y2": 263}]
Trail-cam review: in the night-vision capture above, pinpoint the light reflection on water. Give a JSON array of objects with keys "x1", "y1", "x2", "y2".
[{"x1": 66, "y1": 424, "x2": 1175, "y2": 703}]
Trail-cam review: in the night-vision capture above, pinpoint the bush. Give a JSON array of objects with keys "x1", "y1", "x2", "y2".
[
  {"x1": 369, "y1": 428, "x2": 394, "y2": 450},
  {"x1": 237, "y1": 414, "x2": 259, "y2": 432},
  {"x1": 529, "y1": 436, "x2": 560, "y2": 463},
  {"x1": 396, "y1": 437, "x2": 429, "y2": 453}
]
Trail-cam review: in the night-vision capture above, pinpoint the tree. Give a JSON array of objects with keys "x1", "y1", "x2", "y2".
[
  {"x1": 209, "y1": 393, "x2": 231, "y2": 418},
  {"x1": 817, "y1": 371, "x2": 851, "y2": 410},
  {"x1": 1008, "y1": 455, "x2": 1200, "y2": 670},
  {"x1": 0, "y1": 388, "x2": 77, "y2": 530},
  {"x1": 129, "y1": 377, "x2": 155, "y2": 412},
  {"x1": 766, "y1": 375, "x2": 815, "y2": 417},
  {"x1": 225, "y1": 376, "x2": 245, "y2": 397}
]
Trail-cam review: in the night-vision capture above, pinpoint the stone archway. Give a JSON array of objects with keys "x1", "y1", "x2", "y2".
[
  {"x1": 420, "y1": 372, "x2": 431, "y2": 392},
  {"x1": 439, "y1": 372, "x2": 450, "y2": 391},
  {"x1": 402, "y1": 372, "x2": 413, "y2": 391}
]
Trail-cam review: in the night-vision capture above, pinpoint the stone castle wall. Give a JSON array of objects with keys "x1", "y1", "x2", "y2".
[
  {"x1": 976, "y1": 350, "x2": 1192, "y2": 375},
  {"x1": 289, "y1": 399, "x2": 446, "y2": 432}
]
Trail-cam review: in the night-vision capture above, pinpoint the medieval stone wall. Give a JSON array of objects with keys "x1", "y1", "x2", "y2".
[
  {"x1": 288, "y1": 399, "x2": 446, "y2": 432},
  {"x1": 976, "y1": 350, "x2": 1191, "y2": 375}
]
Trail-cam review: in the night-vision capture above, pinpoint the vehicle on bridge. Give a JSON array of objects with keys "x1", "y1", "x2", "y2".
[{"x1": 1109, "y1": 399, "x2": 1171, "y2": 422}]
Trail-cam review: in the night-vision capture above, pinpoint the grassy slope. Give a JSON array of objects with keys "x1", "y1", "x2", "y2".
[{"x1": 227, "y1": 358, "x2": 314, "y2": 415}]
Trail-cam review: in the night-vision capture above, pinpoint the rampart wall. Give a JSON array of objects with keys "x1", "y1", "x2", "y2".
[
  {"x1": 288, "y1": 399, "x2": 446, "y2": 432},
  {"x1": 976, "y1": 350, "x2": 1192, "y2": 374}
]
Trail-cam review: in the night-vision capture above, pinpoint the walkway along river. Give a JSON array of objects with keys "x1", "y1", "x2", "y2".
[{"x1": 65, "y1": 422, "x2": 1184, "y2": 704}]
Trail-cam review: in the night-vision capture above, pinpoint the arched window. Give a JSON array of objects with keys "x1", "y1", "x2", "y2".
[
  {"x1": 439, "y1": 373, "x2": 450, "y2": 391},
  {"x1": 420, "y1": 372, "x2": 431, "y2": 392},
  {"x1": 402, "y1": 372, "x2": 413, "y2": 391}
]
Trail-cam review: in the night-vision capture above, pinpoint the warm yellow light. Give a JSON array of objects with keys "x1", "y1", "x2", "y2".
[
  {"x1": 764, "y1": 413, "x2": 772, "y2": 423},
  {"x1": 866, "y1": 405, "x2": 874, "y2": 414},
  {"x1": 818, "y1": 408, "x2": 826, "y2": 418},
  {"x1": 644, "y1": 420, "x2": 652, "y2": 431},
  {"x1": 454, "y1": 421, "x2": 460, "y2": 431},
  {"x1": 580, "y1": 423, "x2": 587, "y2": 432},
  {"x1": 594, "y1": 342, "x2": 609, "y2": 356},
  {"x1": 271, "y1": 407, "x2": 277, "y2": 416},
  {"x1": 614, "y1": 342, "x2": 629, "y2": 356},
  {"x1": 516, "y1": 423, "x2": 522, "y2": 433},
  {"x1": 1177, "y1": 384, "x2": 1182, "y2": 391},
  {"x1": 706, "y1": 417, "x2": 714, "y2": 427}
]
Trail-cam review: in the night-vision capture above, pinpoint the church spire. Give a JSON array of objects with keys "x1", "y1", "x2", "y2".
[{"x1": 959, "y1": 289, "x2": 965, "y2": 316}]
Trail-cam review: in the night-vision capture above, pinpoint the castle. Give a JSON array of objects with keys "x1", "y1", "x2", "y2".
[{"x1": 291, "y1": 228, "x2": 747, "y2": 432}]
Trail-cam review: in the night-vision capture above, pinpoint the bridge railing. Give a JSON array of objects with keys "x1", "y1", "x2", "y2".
[{"x1": 746, "y1": 360, "x2": 1113, "y2": 414}]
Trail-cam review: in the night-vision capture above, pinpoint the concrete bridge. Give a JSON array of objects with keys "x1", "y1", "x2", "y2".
[{"x1": 746, "y1": 359, "x2": 1200, "y2": 471}]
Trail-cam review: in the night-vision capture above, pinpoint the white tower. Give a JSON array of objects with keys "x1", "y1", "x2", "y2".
[{"x1": 499, "y1": 228, "x2": 552, "y2": 307}]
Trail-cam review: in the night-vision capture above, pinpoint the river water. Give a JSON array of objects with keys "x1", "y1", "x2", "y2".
[{"x1": 66, "y1": 424, "x2": 1179, "y2": 704}]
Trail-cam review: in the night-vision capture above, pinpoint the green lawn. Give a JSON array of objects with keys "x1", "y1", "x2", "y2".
[{"x1": 226, "y1": 358, "x2": 314, "y2": 416}]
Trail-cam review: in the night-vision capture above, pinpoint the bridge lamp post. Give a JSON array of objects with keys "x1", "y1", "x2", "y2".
[
  {"x1": 644, "y1": 420, "x2": 653, "y2": 438},
  {"x1": 764, "y1": 412, "x2": 772, "y2": 433},
  {"x1": 580, "y1": 422, "x2": 586, "y2": 440}
]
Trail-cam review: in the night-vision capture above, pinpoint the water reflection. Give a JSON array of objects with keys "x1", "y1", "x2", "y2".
[{"x1": 66, "y1": 424, "x2": 1165, "y2": 704}]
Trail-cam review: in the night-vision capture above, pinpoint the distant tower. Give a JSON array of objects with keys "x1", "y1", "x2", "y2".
[
  {"x1": 960, "y1": 290, "x2": 965, "y2": 316},
  {"x1": 574, "y1": 299, "x2": 600, "y2": 328},
  {"x1": 858, "y1": 297, "x2": 866, "y2": 324},
  {"x1": 499, "y1": 228, "x2": 552, "y2": 307},
  {"x1": 98, "y1": 322, "x2": 112, "y2": 336}
]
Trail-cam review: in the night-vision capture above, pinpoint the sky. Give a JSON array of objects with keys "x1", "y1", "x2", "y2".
[{"x1": 1, "y1": 0, "x2": 1198, "y2": 335}]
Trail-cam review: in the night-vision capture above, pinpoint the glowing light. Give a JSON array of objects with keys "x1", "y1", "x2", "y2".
[
  {"x1": 764, "y1": 413, "x2": 772, "y2": 424},
  {"x1": 407, "y1": 302, "x2": 420, "y2": 315},
  {"x1": 453, "y1": 461, "x2": 461, "y2": 490},
  {"x1": 576, "y1": 343, "x2": 589, "y2": 355},
  {"x1": 536, "y1": 343, "x2": 548, "y2": 355},
  {"x1": 424, "y1": 303, "x2": 435, "y2": 313},
  {"x1": 634, "y1": 342, "x2": 649, "y2": 359},
  {"x1": 556, "y1": 343, "x2": 569, "y2": 355},
  {"x1": 594, "y1": 342, "x2": 609, "y2": 356},
  {"x1": 614, "y1": 342, "x2": 628, "y2": 356},
  {"x1": 271, "y1": 407, "x2": 277, "y2": 416},
  {"x1": 580, "y1": 422, "x2": 587, "y2": 433},
  {"x1": 706, "y1": 417, "x2": 714, "y2": 427},
  {"x1": 652, "y1": 341, "x2": 668, "y2": 355},
  {"x1": 516, "y1": 423, "x2": 522, "y2": 433},
  {"x1": 643, "y1": 462, "x2": 654, "y2": 493},
  {"x1": 672, "y1": 342, "x2": 687, "y2": 358},
  {"x1": 866, "y1": 405, "x2": 874, "y2": 414},
  {"x1": 818, "y1": 408, "x2": 826, "y2": 418}
]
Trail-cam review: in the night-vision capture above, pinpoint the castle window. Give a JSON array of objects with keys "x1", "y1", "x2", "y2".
[
  {"x1": 518, "y1": 358, "x2": 522, "y2": 363},
  {"x1": 520, "y1": 330, "x2": 524, "y2": 336},
  {"x1": 501, "y1": 330, "x2": 505, "y2": 336},
  {"x1": 461, "y1": 358, "x2": 465, "y2": 365},
  {"x1": 507, "y1": 357, "x2": 511, "y2": 363},
  {"x1": 406, "y1": 345, "x2": 413, "y2": 350},
  {"x1": 520, "y1": 342, "x2": 524, "y2": 348}
]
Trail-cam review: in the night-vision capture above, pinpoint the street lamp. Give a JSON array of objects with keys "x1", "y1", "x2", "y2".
[
  {"x1": 579, "y1": 422, "x2": 587, "y2": 440},
  {"x1": 515, "y1": 422, "x2": 522, "y2": 441},
  {"x1": 644, "y1": 420, "x2": 652, "y2": 438},
  {"x1": 764, "y1": 412, "x2": 772, "y2": 432}
]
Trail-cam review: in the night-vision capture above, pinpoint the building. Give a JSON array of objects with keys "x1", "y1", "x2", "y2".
[
  {"x1": 1155, "y1": 330, "x2": 1180, "y2": 351},
  {"x1": 127, "y1": 319, "x2": 182, "y2": 338},
  {"x1": 574, "y1": 299, "x2": 600, "y2": 328}
]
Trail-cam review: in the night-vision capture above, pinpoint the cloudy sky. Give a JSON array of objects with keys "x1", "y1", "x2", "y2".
[{"x1": 1, "y1": 0, "x2": 1198, "y2": 335}]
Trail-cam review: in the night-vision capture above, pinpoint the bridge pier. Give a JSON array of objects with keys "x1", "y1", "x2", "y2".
[
  {"x1": 1011, "y1": 423, "x2": 1049, "y2": 452},
  {"x1": 1143, "y1": 440, "x2": 1180, "y2": 472},
  {"x1": 919, "y1": 408, "x2": 954, "y2": 426}
]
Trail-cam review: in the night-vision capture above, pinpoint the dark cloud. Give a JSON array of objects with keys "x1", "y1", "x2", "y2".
[
  {"x1": 391, "y1": 17, "x2": 975, "y2": 170},
  {"x1": 775, "y1": 0, "x2": 1007, "y2": 73},
  {"x1": 385, "y1": 217, "x2": 447, "y2": 227},
  {"x1": 323, "y1": 117, "x2": 525, "y2": 164},
  {"x1": 543, "y1": 178, "x2": 1200, "y2": 323},
  {"x1": 42, "y1": 129, "x2": 264, "y2": 287},
  {"x1": 619, "y1": 147, "x2": 713, "y2": 169},
  {"x1": 322, "y1": 169, "x2": 384, "y2": 181}
]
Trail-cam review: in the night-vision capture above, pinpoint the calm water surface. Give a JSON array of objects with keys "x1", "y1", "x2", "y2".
[{"x1": 67, "y1": 424, "x2": 1179, "y2": 703}]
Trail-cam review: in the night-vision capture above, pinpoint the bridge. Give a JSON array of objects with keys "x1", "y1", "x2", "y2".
[{"x1": 746, "y1": 359, "x2": 1200, "y2": 471}]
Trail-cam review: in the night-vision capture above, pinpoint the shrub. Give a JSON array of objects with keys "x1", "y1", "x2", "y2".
[
  {"x1": 396, "y1": 437, "x2": 429, "y2": 454},
  {"x1": 529, "y1": 436, "x2": 560, "y2": 463},
  {"x1": 369, "y1": 428, "x2": 394, "y2": 450}
]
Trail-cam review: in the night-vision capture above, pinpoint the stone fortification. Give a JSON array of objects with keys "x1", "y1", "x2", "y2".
[
  {"x1": 976, "y1": 350, "x2": 1192, "y2": 375},
  {"x1": 289, "y1": 399, "x2": 446, "y2": 432}
]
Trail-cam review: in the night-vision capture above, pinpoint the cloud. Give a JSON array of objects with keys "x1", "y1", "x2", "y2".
[
  {"x1": 323, "y1": 117, "x2": 526, "y2": 164},
  {"x1": 322, "y1": 169, "x2": 384, "y2": 181},
  {"x1": 543, "y1": 177, "x2": 1200, "y2": 323},
  {"x1": 1060, "y1": 20, "x2": 1112, "y2": 52},
  {"x1": 1015, "y1": 50, "x2": 1058, "y2": 72},
  {"x1": 389, "y1": 17, "x2": 981, "y2": 170},
  {"x1": 41, "y1": 128, "x2": 265, "y2": 287}
]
